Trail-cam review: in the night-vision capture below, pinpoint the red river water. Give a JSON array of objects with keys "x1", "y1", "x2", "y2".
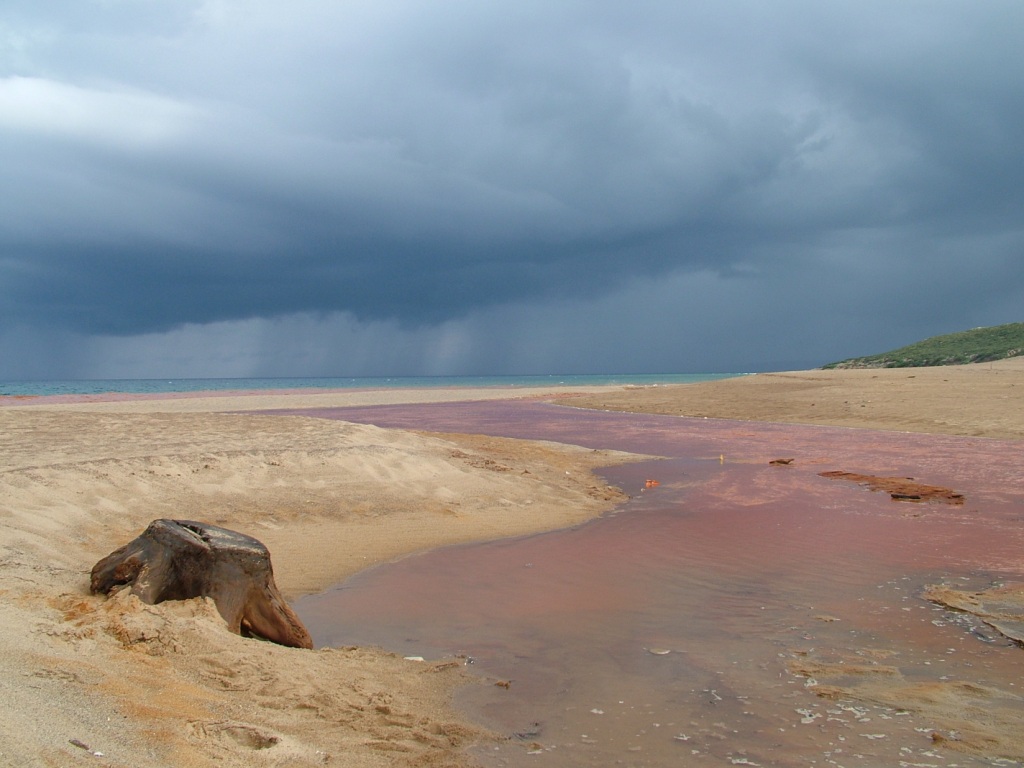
[{"x1": 288, "y1": 401, "x2": 1024, "y2": 767}]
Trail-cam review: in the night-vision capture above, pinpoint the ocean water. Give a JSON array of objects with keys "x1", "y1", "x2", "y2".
[{"x1": 0, "y1": 373, "x2": 738, "y2": 398}]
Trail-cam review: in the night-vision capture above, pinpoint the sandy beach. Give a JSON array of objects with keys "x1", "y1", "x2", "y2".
[
  {"x1": 1, "y1": 361, "x2": 1023, "y2": 767},
  {"x1": 554, "y1": 356, "x2": 1024, "y2": 439}
]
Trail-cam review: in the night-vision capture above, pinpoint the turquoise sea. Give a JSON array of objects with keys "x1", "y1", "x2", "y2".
[{"x1": 0, "y1": 372, "x2": 740, "y2": 397}]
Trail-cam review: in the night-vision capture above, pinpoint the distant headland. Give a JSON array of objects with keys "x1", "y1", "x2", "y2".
[{"x1": 823, "y1": 321, "x2": 1024, "y2": 369}]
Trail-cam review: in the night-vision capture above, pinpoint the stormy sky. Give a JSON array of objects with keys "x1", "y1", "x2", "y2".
[{"x1": 2, "y1": 1, "x2": 1022, "y2": 378}]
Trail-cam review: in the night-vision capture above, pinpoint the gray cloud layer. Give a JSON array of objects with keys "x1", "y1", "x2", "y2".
[{"x1": 2, "y1": 1, "x2": 1022, "y2": 377}]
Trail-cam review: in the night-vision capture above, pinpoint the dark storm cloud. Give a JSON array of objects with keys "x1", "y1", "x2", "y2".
[{"x1": 1, "y1": 1, "x2": 1022, "y2": 375}]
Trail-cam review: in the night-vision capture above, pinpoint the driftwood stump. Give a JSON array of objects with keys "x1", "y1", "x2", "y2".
[{"x1": 90, "y1": 519, "x2": 313, "y2": 649}]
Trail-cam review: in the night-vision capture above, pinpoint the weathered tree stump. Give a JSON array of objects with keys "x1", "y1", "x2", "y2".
[{"x1": 90, "y1": 519, "x2": 313, "y2": 649}]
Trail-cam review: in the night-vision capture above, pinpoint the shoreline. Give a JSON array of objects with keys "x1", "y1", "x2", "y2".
[
  {"x1": 0, "y1": 384, "x2": 649, "y2": 767},
  {"x1": 1, "y1": 362, "x2": 1022, "y2": 766},
  {"x1": 0, "y1": 384, "x2": 575, "y2": 406},
  {"x1": 0, "y1": 383, "x2": 629, "y2": 414}
]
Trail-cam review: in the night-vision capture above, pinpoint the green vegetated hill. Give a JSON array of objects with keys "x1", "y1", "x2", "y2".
[{"x1": 823, "y1": 322, "x2": 1024, "y2": 369}]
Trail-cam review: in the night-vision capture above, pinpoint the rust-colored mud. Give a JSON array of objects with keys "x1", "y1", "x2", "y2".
[
  {"x1": 819, "y1": 470, "x2": 966, "y2": 504},
  {"x1": 289, "y1": 402, "x2": 1024, "y2": 767}
]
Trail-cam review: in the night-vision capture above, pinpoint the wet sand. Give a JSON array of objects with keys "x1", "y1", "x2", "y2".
[{"x1": 294, "y1": 401, "x2": 1024, "y2": 766}]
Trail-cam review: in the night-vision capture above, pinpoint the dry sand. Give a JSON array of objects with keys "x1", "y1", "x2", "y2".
[
  {"x1": 555, "y1": 356, "x2": 1024, "y2": 439},
  {"x1": 1, "y1": 363, "x2": 1022, "y2": 767}
]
